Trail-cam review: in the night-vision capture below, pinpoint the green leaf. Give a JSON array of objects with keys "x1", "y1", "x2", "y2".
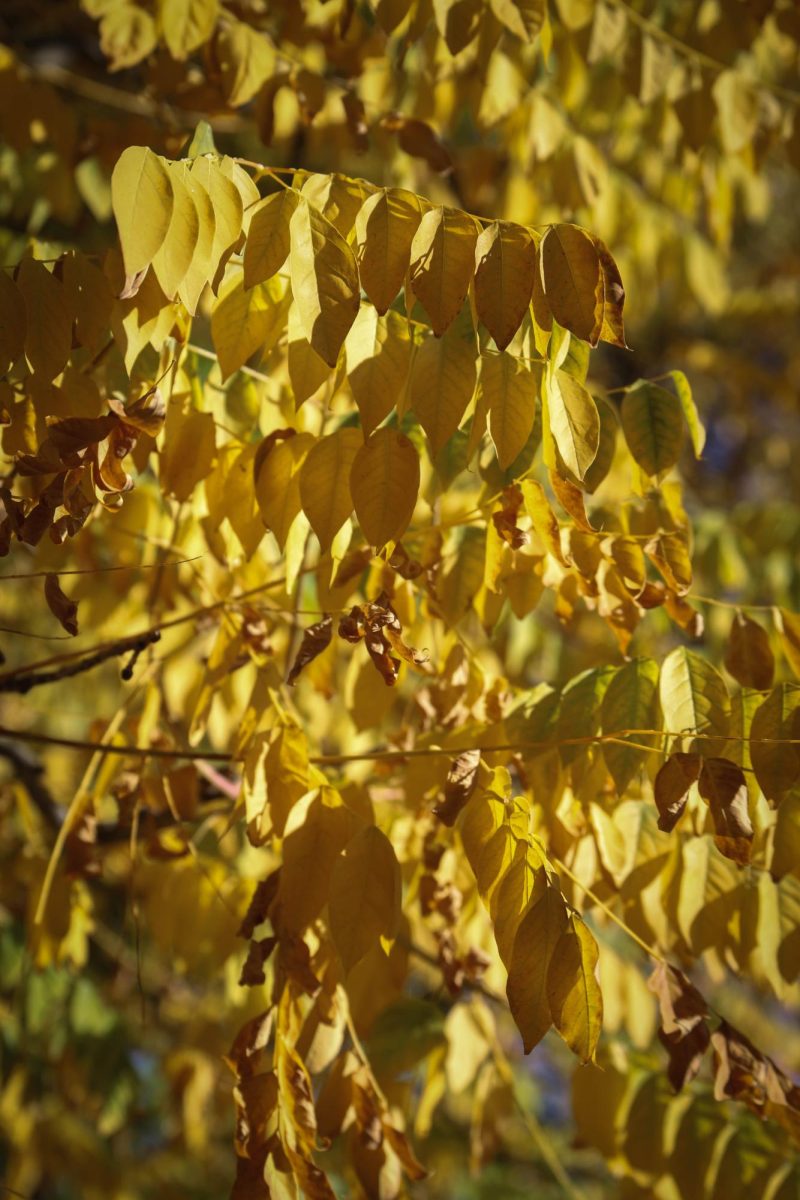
[
  {"x1": 621, "y1": 380, "x2": 685, "y2": 477},
  {"x1": 659, "y1": 647, "x2": 729, "y2": 756},
  {"x1": 601, "y1": 658, "x2": 661, "y2": 793},
  {"x1": 669, "y1": 369, "x2": 705, "y2": 457},
  {"x1": 547, "y1": 914, "x2": 602, "y2": 1062}
]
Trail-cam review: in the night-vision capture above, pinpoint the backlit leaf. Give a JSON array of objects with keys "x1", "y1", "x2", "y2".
[
  {"x1": 601, "y1": 658, "x2": 661, "y2": 793},
  {"x1": 329, "y1": 825, "x2": 401, "y2": 972},
  {"x1": 345, "y1": 306, "x2": 412, "y2": 435},
  {"x1": 350, "y1": 427, "x2": 420, "y2": 549},
  {"x1": 243, "y1": 188, "x2": 299, "y2": 289},
  {"x1": 290, "y1": 199, "x2": 360, "y2": 366},
  {"x1": 111, "y1": 146, "x2": 174, "y2": 277},
  {"x1": 749, "y1": 685, "x2": 800, "y2": 803},
  {"x1": 354, "y1": 187, "x2": 424, "y2": 315},
  {"x1": 660, "y1": 647, "x2": 729, "y2": 756},
  {"x1": 670, "y1": 369, "x2": 705, "y2": 457},
  {"x1": 547, "y1": 914, "x2": 602, "y2": 1062},
  {"x1": 546, "y1": 367, "x2": 600, "y2": 481},
  {"x1": 409, "y1": 206, "x2": 479, "y2": 336},
  {"x1": 540, "y1": 224, "x2": 603, "y2": 345},
  {"x1": 159, "y1": 0, "x2": 219, "y2": 59},
  {"x1": 152, "y1": 160, "x2": 200, "y2": 301},
  {"x1": 621, "y1": 381, "x2": 685, "y2": 477},
  {"x1": 254, "y1": 431, "x2": 315, "y2": 549},
  {"x1": 474, "y1": 221, "x2": 538, "y2": 350},
  {"x1": 483, "y1": 353, "x2": 541, "y2": 471},
  {"x1": 299, "y1": 427, "x2": 363, "y2": 552},
  {"x1": 410, "y1": 328, "x2": 477, "y2": 456},
  {"x1": 506, "y1": 883, "x2": 568, "y2": 1053},
  {"x1": 211, "y1": 273, "x2": 289, "y2": 382}
]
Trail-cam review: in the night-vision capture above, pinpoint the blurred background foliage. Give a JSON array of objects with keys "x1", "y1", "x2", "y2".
[{"x1": 1, "y1": 1, "x2": 800, "y2": 1198}]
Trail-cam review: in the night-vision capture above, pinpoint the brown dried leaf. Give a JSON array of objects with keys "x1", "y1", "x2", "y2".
[
  {"x1": 647, "y1": 962, "x2": 710, "y2": 1091},
  {"x1": 434, "y1": 749, "x2": 481, "y2": 827},
  {"x1": 381, "y1": 113, "x2": 452, "y2": 173},
  {"x1": 724, "y1": 611, "x2": 775, "y2": 691},
  {"x1": 653, "y1": 752, "x2": 701, "y2": 832},
  {"x1": 697, "y1": 756, "x2": 753, "y2": 865},
  {"x1": 287, "y1": 615, "x2": 333, "y2": 685},
  {"x1": 44, "y1": 572, "x2": 79, "y2": 636}
]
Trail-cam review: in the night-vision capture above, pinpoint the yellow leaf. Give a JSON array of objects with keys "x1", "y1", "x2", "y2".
[
  {"x1": 301, "y1": 173, "x2": 375, "y2": 238},
  {"x1": 660, "y1": 647, "x2": 729, "y2": 756},
  {"x1": 354, "y1": 187, "x2": 424, "y2": 315},
  {"x1": 190, "y1": 157, "x2": 243, "y2": 284},
  {"x1": 160, "y1": 403, "x2": 216, "y2": 502},
  {"x1": 329, "y1": 825, "x2": 401, "y2": 972},
  {"x1": 254, "y1": 431, "x2": 315, "y2": 549},
  {"x1": 100, "y1": 4, "x2": 157, "y2": 70},
  {"x1": 175, "y1": 163, "x2": 216, "y2": 314},
  {"x1": 279, "y1": 791, "x2": 360, "y2": 933},
  {"x1": 152, "y1": 160, "x2": 200, "y2": 301},
  {"x1": 0, "y1": 271, "x2": 26, "y2": 375},
  {"x1": 540, "y1": 223, "x2": 603, "y2": 345},
  {"x1": 158, "y1": 0, "x2": 218, "y2": 59},
  {"x1": 491, "y1": 846, "x2": 546, "y2": 965},
  {"x1": 211, "y1": 273, "x2": 289, "y2": 382},
  {"x1": 490, "y1": 0, "x2": 546, "y2": 41},
  {"x1": 546, "y1": 366, "x2": 599, "y2": 481},
  {"x1": 506, "y1": 883, "x2": 568, "y2": 1053},
  {"x1": 409, "y1": 206, "x2": 479, "y2": 336},
  {"x1": 350, "y1": 427, "x2": 420, "y2": 549},
  {"x1": 288, "y1": 302, "x2": 332, "y2": 407},
  {"x1": 547, "y1": 914, "x2": 602, "y2": 1062},
  {"x1": 345, "y1": 306, "x2": 412, "y2": 435},
  {"x1": 593, "y1": 234, "x2": 627, "y2": 349},
  {"x1": 16, "y1": 258, "x2": 72, "y2": 382},
  {"x1": 290, "y1": 198, "x2": 360, "y2": 366},
  {"x1": 218, "y1": 156, "x2": 260, "y2": 237},
  {"x1": 217, "y1": 20, "x2": 275, "y2": 106},
  {"x1": 439, "y1": 527, "x2": 486, "y2": 624},
  {"x1": 111, "y1": 145, "x2": 174, "y2": 277},
  {"x1": 676, "y1": 836, "x2": 739, "y2": 952},
  {"x1": 299, "y1": 427, "x2": 363, "y2": 552},
  {"x1": 474, "y1": 221, "x2": 537, "y2": 350},
  {"x1": 243, "y1": 188, "x2": 299, "y2": 289},
  {"x1": 483, "y1": 352, "x2": 541, "y2": 470},
  {"x1": 409, "y1": 328, "x2": 477, "y2": 456}
]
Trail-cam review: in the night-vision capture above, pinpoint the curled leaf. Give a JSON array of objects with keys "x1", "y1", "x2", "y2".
[
  {"x1": 287, "y1": 615, "x2": 333, "y2": 686},
  {"x1": 44, "y1": 573, "x2": 79, "y2": 636}
]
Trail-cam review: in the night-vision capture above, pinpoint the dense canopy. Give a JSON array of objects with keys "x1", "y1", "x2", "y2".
[{"x1": 1, "y1": 1, "x2": 800, "y2": 1197}]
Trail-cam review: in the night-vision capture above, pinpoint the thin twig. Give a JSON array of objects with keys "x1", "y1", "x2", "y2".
[{"x1": 0, "y1": 630, "x2": 161, "y2": 695}]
